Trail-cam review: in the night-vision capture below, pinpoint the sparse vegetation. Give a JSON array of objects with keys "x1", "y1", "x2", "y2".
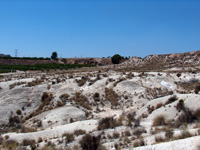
[
  {"x1": 70, "y1": 92, "x2": 92, "y2": 110},
  {"x1": 152, "y1": 115, "x2": 166, "y2": 126},
  {"x1": 93, "y1": 92, "x2": 100, "y2": 102},
  {"x1": 105, "y1": 88, "x2": 119, "y2": 107},
  {"x1": 133, "y1": 138, "x2": 145, "y2": 147},
  {"x1": 59, "y1": 93, "x2": 70, "y2": 103},
  {"x1": 98, "y1": 117, "x2": 121, "y2": 130},
  {"x1": 174, "y1": 130, "x2": 193, "y2": 140},
  {"x1": 165, "y1": 95, "x2": 178, "y2": 105},
  {"x1": 62, "y1": 133, "x2": 74, "y2": 143},
  {"x1": 74, "y1": 129, "x2": 86, "y2": 136},
  {"x1": 79, "y1": 134, "x2": 101, "y2": 150}
]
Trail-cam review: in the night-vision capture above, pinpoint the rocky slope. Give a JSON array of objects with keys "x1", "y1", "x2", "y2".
[
  {"x1": 120, "y1": 50, "x2": 200, "y2": 71},
  {"x1": 0, "y1": 68, "x2": 200, "y2": 150}
]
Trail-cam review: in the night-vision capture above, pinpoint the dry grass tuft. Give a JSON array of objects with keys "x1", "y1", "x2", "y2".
[
  {"x1": 105, "y1": 88, "x2": 119, "y2": 107},
  {"x1": 71, "y1": 92, "x2": 92, "y2": 110},
  {"x1": 152, "y1": 115, "x2": 166, "y2": 126}
]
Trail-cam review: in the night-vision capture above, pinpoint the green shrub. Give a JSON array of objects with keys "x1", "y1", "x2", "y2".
[
  {"x1": 176, "y1": 99, "x2": 185, "y2": 112},
  {"x1": 111, "y1": 54, "x2": 122, "y2": 64}
]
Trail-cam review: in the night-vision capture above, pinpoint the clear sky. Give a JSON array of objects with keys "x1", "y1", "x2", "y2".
[{"x1": 0, "y1": 0, "x2": 200, "y2": 58}]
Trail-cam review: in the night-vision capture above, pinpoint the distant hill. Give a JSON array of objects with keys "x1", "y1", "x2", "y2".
[
  {"x1": 120, "y1": 50, "x2": 200, "y2": 71},
  {"x1": 0, "y1": 53, "x2": 11, "y2": 57}
]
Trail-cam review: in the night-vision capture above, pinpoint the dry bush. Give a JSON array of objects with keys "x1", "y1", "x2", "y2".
[
  {"x1": 22, "y1": 139, "x2": 36, "y2": 149},
  {"x1": 0, "y1": 135, "x2": 3, "y2": 145},
  {"x1": 112, "y1": 131, "x2": 120, "y2": 139},
  {"x1": 76, "y1": 76, "x2": 88, "y2": 86},
  {"x1": 2, "y1": 139, "x2": 19, "y2": 150},
  {"x1": 155, "y1": 135, "x2": 166, "y2": 143},
  {"x1": 114, "y1": 143, "x2": 120, "y2": 150},
  {"x1": 42, "y1": 141, "x2": 56, "y2": 150},
  {"x1": 124, "y1": 130, "x2": 131, "y2": 136},
  {"x1": 98, "y1": 117, "x2": 121, "y2": 130},
  {"x1": 16, "y1": 109, "x2": 22, "y2": 115},
  {"x1": 113, "y1": 77, "x2": 126, "y2": 87},
  {"x1": 152, "y1": 115, "x2": 166, "y2": 126},
  {"x1": 176, "y1": 72, "x2": 181, "y2": 77},
  {"x1": 5, "y1": 135, "x2": 9, "y2": 139},
  {"x1": 133, "y1": 138, "x2": 145, "y2": 147},
  {"x1": 150, "y1": 127, "x2": 168, "y2": 135},
  {"x1": 59, "y1": 93, "x2": 70, "y2": 103},
  {"x1": 165, "y1": 95, "x2": 178, "y2": 105},
  {"x1": 38, "y1": 92, "x2": 53, "y2": 111},
  {"x1": 195, "y1": 85, "x2": 200, "y2": 94},
  {"x1": 175, "y1": 130, "x2": 193, "y2": 140},
  {"x1": 145, "y1": 87, "x2": 173, "y2": 99},
  {"x1": 9, "y1": 115, "x2": 20, "y2": 125},
  {"x1": 176, "y1": 99, "x2": 185, "y2": 112},
  {"x1": 93, "y1": 92, "x2": 100, "y2": 102},
  {"x1": 105, "y1": 88, "x2": 119, "y2": 107},
  {"x1": 20, "y1": 126, "x2": 37, "y2": 133},
  {"x1": 38, "y1": 137, "x2": 43, "y2": 143},
  {"x1": 25, "y1": 92, "x2": 53, "y2": 120},
  {"x1": 175, "y1": 108, "x2": 197, "y2": 127},
  {"x1": 156, "y1": 103, "x2": 163, "y2": 109},
  {"x1": 194, "y1": 109, "x2": 200, "y2": 120},
  {"x1": 26, "y1": 79, "x2": 43, "y2": 87},
  {"x1": 147, "y1": 105, "x2": 155, "y2": 114},
  {"x1": 126, "y1": 112, "x2": 139, "y2": 127},
  {"x1": 124, "y1": 136, "x2": 131, "y2": 144},
  {"x1": 74, "y1": 129, "x2": 86, "y2": 136},
  {"x1": 165, "y1": 129, "x2": 174, "y2": 140},
  {"x1": 63, "y1": 133, "x2": 74, "y2": 143},
  {"x1": 126, "y1": 72, "x2": 133, "y2": 79},
  {"x1": 133, "y1": 128, "x2": 146, "y2": 138},
  {"x1": 9, "y1": 81, "x2": 26, "y2": 89},
  {"x1": 56, "y1": 101, "x2": 64, "y2": 107},
  {"x1": 70, "y1": 92, "x2": 92, "y2": 110},
  {"x1": 79, "y1": 134, "x2": 102, "y2": 150}
]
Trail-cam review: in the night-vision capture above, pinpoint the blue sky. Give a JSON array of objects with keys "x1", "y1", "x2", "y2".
[{"x1": 0, "y1": 0, "x2": 200, "y2": 58}]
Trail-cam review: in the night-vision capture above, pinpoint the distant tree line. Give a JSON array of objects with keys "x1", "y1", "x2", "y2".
[{"x1": 111, "y1": 54, "x2": 130, "y2": 64}]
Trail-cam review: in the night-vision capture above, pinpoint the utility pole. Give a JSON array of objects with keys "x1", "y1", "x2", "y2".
[{"x1": 15, "y1": 49, "x2": 18, "y2": 57}]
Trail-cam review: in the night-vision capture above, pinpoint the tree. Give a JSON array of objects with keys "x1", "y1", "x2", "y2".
[
  {"x1": 111, "y1": 54, "x2": 122, "y2": 64},
  {"x1": 51, "y1": 52, "x2": 58, "y2": 60}
]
